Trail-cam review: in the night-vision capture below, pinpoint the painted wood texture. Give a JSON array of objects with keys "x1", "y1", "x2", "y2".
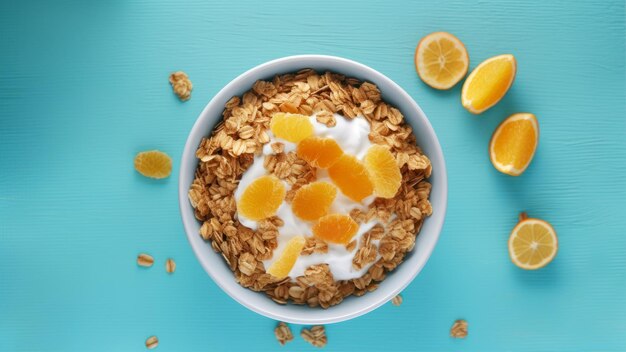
[{"x1": 1, "y1": 0, "x2": 625, "y2": 351}]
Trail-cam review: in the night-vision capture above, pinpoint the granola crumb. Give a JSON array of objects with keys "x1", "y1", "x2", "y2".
[
  {"x1": 274, "y1": 322, "x2": 293, "y2": 346},
  {"x1": 169, "y1": 71, "x2": 192, "y2": 101},
  {"x1": 301, "y1": 325, "x2": 327, "y2": 348},
  {"x1": 145, "y1": 335, "x2": 158, "y2": 349},
  {"x1": 137, "y1": 253, "x2": 154, "y2": 267},
  {"x1": 271, "y1": 142, "x2": 285, "y2": 154},
  {"x1": 450, "y1": 319, "x2": 468, "y2": 338},
  {"x1": 391, "y1": 294, "x2": 403, "y2": 306},
  {"x1": 165, "y1": 258, "x2": 176, "y2": 273}
]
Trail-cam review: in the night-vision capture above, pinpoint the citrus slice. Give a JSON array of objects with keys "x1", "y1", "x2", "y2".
[
  {"x1": 237, "y1": 175, "x2": 286, "y2": 220},
  {"x1": 296, "y1": 136, "x2": 344, "y2": 168},
  {"x1": 461, "y1": 54, "x2": 516, "y2": 114},
  {"x1": 134, "y1": 150, "x2": 172, "y2": 179},
  {"x1": 414, "y1": 32, "x2": 469, "y2": 90},
  {"x1": 269, "y1": 113, "x2": 314, "y2": 143},
  {"x1": 267, "y1": 236, "x2": 305, "y2": 278},
  {"x1": 490, "y1": 113, "x2": 539, "y2": 176},
  {"x1": 364, "y1": 145, "x2": 402, "y2": 198},
  {"x1": 291, "y1": 182, "x2": 337, "y2": 221},
  {"x1": 328, "y1": 154, "x2": 374, "y2": 202},
  {"x1": 312, "y1": 214, "x2": 359, "y2": 244},
  {"x1": 508, "y1": 212, "x2": 558, "y2": 270}
]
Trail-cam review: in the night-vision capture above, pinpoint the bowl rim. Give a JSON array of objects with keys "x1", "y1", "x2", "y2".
[{"x1": 179, "y1": 54, "x2": 448, "y2": 324}]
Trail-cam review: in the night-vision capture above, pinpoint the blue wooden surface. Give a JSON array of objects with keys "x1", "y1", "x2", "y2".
[{"x1": 1, "y1": 0, "x2": 625, "y2": 351}]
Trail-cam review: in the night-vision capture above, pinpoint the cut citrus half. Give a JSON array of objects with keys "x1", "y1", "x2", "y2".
[
  {"x1": 296, "y1": 136, "x2": 344, "y2": 168},
  {"x1": 237, "y1": 175, "x2": 286, "y2": 220},
  {"x1": 490, "y1": 113, "x2": 539, "y2": 176},
  {"x1": 269, "y1": 113, "x2": 314, "y2": 143},
  {"x1": 415, "y1": 32, "x2": 469, "y2": 90},
  {"x1": 508, "y1": 213, "x2": 558, "y2": 270},
  {"x1": 364, "y1": 145, "x2": 402, "y2": 198},
  {"x1": 291, "y1": 182, "x2": 337, "y2": 221},
  {"x1": 461, "y1": 54, "x2": 516, "y2": 114},
  {"x1": 312, "y1": 214, "x2": 359, "y2": 244},
  {"x1": 267, "y1": 236, "x2": 305, "y2": 278},
  {"x1": 134, "y1": 150, "x2": 172, "y2": 179},
  {"x1": 328, "y1": 154, "x2": 374, "y2": 202}
]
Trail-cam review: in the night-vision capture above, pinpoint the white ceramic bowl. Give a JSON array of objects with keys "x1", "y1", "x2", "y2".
[{"x1": 179, "y1": 55, "x2": 447, "y2": 324}]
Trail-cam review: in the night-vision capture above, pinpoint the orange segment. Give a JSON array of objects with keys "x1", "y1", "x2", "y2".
[
  {"x1": 237, "y1": 175, "x2": 286, "y2": 220},
  {"x1": 508, "y1": 213, "x2": 558, "y2": 270},
  {"x1": 296, "y1": 137, "x2": 344, "y2": 168},
  {"x1": 291, "y1": 182, "x2": 337, "y2": 221},
  {"x1": 415, "y1": 32, "x2": 469, "y2": 90},
  {"x1": 312, "y1": 214, "x2": 359, "y2": 244},
  {"x1": 134, "y1": 150, "x2": 172, "y2": 179},
  {"x1": 269, "y1": 113, "x2": 314, "y2": 143},
  {"x1": 267, "y1": 236, "x2": 305, "y2": 278},
  {"x1": 490, "y1": 113, "x2": 539, "y2": 176},
  {"x1": 328, "y1": 154, "x2": 374, "y2": 202},
  {"x1": 364, "y1": 145, "x2": 402, "y2": 198},
  {"x1": 462, "y1": 54, "x2": 516, "y2": 114}
]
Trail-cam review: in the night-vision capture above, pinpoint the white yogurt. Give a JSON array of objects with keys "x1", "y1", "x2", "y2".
[{"x1": 234, "y1": 113, "x2": 379, "y2": 280}]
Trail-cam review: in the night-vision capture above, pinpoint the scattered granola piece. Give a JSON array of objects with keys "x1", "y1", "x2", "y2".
[
  {"x1": 137, "y1": 253, "x2": 154, "y2": 267},
  {"x1": 391, "y1": 294, "x2": 403, "y2": 306},
  {"x1": 450, "y1": 319, "x2": 468, "y2": 338},
  {"x1": 169, "y1": 71, "x2": 192, "y2": 101},
  {"x1": 165, "y1": 258, "x2": 176, "y2": 273},
  {"x1": 274, "y1": 322, "x2": 294, "y2": 346},
  {"x1": 301, "y1": 325, "x2": 327, "y2": 348},
  {"x1": 145, "y1": 335, "x2": 158, "y2": 349}
]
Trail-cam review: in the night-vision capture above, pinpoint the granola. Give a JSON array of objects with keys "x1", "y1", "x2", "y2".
[
  {"x1": 189, "y1": 69, "x2": 432, "y2": 308},
  {"x1": 450, "y1": 319, "x2": 468, "y2": 338},
  {"x1": 169, "y1": 71, "x2": 192, "y2": 101},
  {"x1": 301, "y1": 325, "x2": 327, "y2": 348},
  {"x1": 274, "y1": 322, "x2": 294, "y2": 345}
]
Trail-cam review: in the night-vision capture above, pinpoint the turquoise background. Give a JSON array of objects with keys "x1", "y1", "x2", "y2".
[{"x1": 1, "y1": 0, "x2": 625, "y2": 351}]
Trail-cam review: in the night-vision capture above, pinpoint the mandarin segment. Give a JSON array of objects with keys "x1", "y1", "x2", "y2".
[
  {"x1": 312, "y1": 214, "x2": 359, "y2": 245},
  {"x1": 296, "y1": 137, "x2": 344, "y2": 168},
  {"x1": 267, "y1": 236, "x2": 306, "y2": 278},
  {"x1": 291, "y1": 182, "x2": 337, "y2": 221},
  {"x1": 364, "y1": 145, "x2": 402, "y2": 198},
  {"x1": 237, "y1": 175, "x2": 286, "y2": 220},
  {"x1": 415, "y1": 32, "x2": 469, "y2": 90},
  {"x1": 270, "y1": 113, "x2": 314, "y2": 143},
  {"x1": 134, "y1": 150, "x2": 173, "y2": 179},
  {"x1": 328, "y1": 154, "x2": 374, "y2": 202}
]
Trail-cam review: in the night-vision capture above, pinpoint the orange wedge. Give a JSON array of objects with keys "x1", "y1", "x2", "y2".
[
  {"x1": 508, "y1": 213, "x2": 558, "y2": 270},
  {"x1": 490, "y1": 113, "x2": 539, "y2": 176},
  {"x1": 270, "y1": 113, "x2": 314, "y2": 143},
  {"x1": 267, "y1": 236, "x2": 305, "y2": 278},
  {"x1": 415, "y1": 32, "x2": 469, "y2": 90},
  {"x1": 461, "y1": 54, "x2": 516, "y2": 114},
  {"x1": 237, "y1": 175, "x2": 286, "y2": 220},
  {"x1": 364, "y1": 145, "x2": 402, "y2": 198}
]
